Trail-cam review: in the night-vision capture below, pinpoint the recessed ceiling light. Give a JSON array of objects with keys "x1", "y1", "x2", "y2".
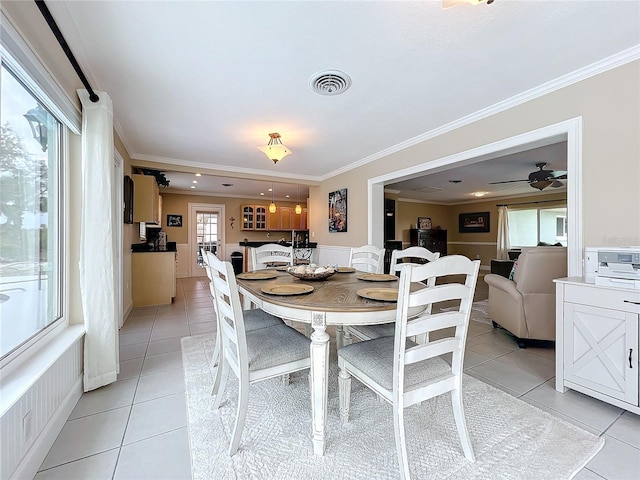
[
  {"x1": 285, "y1": 195, "x2": 290, "y2": 198},
  {"x1": 192, "y1": 180, "x2": 198, "y2": 184},
  {"x1": 449, "y1": 180, "x2": 462, "y2": 184},
  {"x1": 190, "y1": 185, "x2": 196, "y2": 189},
  {"x1": 195, "y1": 173, "x2": 201, "y2": 177},
  {"x1": 260, "y1": 192, "x2": 265, "y2": 196},
  {"x1": 473, "y1": 191, "x2": 486, "y2": 197},
  {"x1": 222, "y1": 183, "x2": 233, "y2": 187}
]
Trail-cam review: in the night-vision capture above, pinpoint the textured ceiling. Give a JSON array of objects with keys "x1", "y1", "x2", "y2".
[{"x1": 44, "y1": 0, "x2": 639, "y2": 201}]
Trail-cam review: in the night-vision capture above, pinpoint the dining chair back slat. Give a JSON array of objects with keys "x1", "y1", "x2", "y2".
[
  {"x1": 250, "y1": 244, "x2": 294, "y2": 270},
  {"x1": 389, "y1": 246, "x2": 440, "y2": 274},
  {"x1": 348, "y1": 245, "x2": 385, "y2": 273}
]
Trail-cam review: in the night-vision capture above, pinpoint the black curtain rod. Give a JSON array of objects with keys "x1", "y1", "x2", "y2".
[
  {"x1": 497, "y1": 199, "x2": 565, "y2": 207},
  {"x1": 34, "y1": 0, "x2": 99, "y2": 103}
]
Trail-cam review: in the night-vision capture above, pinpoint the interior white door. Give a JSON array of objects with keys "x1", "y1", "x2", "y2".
[{"x1": 188, "y1": 203, "x2": 225, "y2": 277}]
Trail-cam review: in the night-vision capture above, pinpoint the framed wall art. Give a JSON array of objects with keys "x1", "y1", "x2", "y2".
[
  {"x1": 417, "y1": 217, "x2": 432, "y2": 229},
  {"x1": 167, "y1": 214, "x2": 183, "y2": 227},
  {"x1": 459, "y1": 212, "x2": 490, "y2": 233},
  {"x1": 328, "y1": 188, "x2": 347, "y2": 233}
]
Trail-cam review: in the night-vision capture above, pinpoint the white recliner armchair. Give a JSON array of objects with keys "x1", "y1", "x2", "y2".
[{"x1": 484, "y1": 246, "x2": 567, "y2": 347}]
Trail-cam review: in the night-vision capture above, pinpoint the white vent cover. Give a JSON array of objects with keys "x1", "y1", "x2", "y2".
[{"x1": 309, "y1": 70, "x2": 352, "y2": 96}]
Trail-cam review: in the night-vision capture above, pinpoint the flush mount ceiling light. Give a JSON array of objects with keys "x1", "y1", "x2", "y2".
[
  {"x1": 443, "y1": 0, "x2": 494, "y2": 8},
  {"x1": 309, "y1": 70, "x2": 352, "y2": 96},
  {"x1": 258, "y1": 133, "x2": 291, "y2": 164}
]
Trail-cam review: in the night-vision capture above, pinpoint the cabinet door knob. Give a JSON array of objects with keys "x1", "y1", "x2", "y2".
[{"x1": 630, "y1": 349, "x2": 634, "y2": 369}]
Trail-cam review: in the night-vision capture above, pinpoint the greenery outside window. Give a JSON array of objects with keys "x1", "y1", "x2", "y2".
[
  {"x1": 0, "y1": 62, "x2": 63, "y2": 358},
  {"x1": 508, "y1": 206, "x2": 567, "y2": 247}
]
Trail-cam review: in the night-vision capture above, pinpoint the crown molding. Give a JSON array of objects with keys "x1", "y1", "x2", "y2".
[
  {"x1": 322, "y1": 45, "x2": 640, "y2": 181},
  {"x1": 130, "y1": 153, "x2": 321, "y2": 184}
]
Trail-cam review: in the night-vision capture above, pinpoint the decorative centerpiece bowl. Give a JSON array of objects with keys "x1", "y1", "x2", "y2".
[{"x1": 287, "y1": 265, "x2": 336, "y2": 281}]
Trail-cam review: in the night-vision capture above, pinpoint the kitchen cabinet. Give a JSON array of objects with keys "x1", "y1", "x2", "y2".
[
  {"x1": 241, "y1": 205, "x2": 267, "y2": 231},
  {"x1": 132, "y1": 174, "x2": 160, "y2": 223},
  {"x1": 132, "y1": 251, "x2": 176, "y2": 306},
  {"x1": 269, "y1": 206, "x2": 293, "y2": 231},
  {"x1": 241, "y1": 204, "x2": 306, "y2": 231},
  {"x1": 555, "y1": 277, "x2": 640, "y2": 414},
  {"x1": 409, "y1": 229, "x2": 447, "y2": 256},
  {"x1": 292, "y1": 207, "x2": 307, "y2": 230}
]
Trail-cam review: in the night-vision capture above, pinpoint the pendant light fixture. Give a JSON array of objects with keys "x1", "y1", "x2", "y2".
[
  {"x1": 258, "y1": 133, "x2": 292, "y2": 164},
  {"x1": 295, "y1": 184, "x2": 302, "y2": 215},
  {"x1": 269, "y1": 183, "x2": 277, "y2": 213}
]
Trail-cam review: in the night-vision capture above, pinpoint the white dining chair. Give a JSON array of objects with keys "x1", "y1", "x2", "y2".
[
  {"x1": 201, "y1": 250, "x2": 284, "y2": 395},
  {"x1": 346, "y1": 246, "x2": 442, "y2": 344},
  {"x1": 208, "y1": 253, "x2": 311, "y2": 456},
  {"x1": 389, "y1": 246, "x2": 440, "y2": 274},
  {"x1": 338, "y1": 255, "x2": 480, "y2": 479},
  {"x1": 348, "y1": 245, "x2": 385, "y2": 273},
  {"x1": 340, "y1": 245, "x2": 388, "y2": 346},
  {"x1": 250, "y1": 243, "x2": 294, "y2": 270}
]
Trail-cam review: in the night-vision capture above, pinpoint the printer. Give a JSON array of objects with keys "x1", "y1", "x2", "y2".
[{"x1": 592, "y1": 248, "x2": 640, "y2": 289}]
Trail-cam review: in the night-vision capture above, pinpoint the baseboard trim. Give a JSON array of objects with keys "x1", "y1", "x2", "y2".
[{"x1": 10, "y1": 375, "x2": 83, "y2": 480}]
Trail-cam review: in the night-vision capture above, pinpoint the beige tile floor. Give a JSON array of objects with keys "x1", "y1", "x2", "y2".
[{"x1": 35, "y1": 276, "x2": 639, "y2": 479}]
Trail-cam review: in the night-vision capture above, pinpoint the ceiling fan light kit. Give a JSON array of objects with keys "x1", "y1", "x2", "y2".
[
  {"x1": 489, "y1": 162, "x2": 567, "y2": 192},
  {"x1": 258, "y1": 133, "x2": 291, "y2": 164}
]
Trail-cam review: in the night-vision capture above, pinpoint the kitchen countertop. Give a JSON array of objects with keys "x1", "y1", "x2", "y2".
[
  {"x1": 131, "y1": 243, "x2": 177, "y2": 252},
  {"x1": 239, "y1": 241, "x2": 317, "y2": 248},
  {"x1": 131, "y1": 249, "x2": 176, "y2": 253}
]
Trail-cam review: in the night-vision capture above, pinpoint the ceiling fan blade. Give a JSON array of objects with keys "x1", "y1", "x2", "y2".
[
  {"x1": 550, "y1": 170, "x2": 568, "y2": 178},
  {"x1": 550, "y1": 180, "x2": 564, "y2": 188},
  {"x1": 488, "y1": 179, "x2": 529, "y2": 184}
]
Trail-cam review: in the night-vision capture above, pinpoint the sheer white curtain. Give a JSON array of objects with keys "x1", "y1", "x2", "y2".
[
  {"x1": 78, "y1": 89, "x2": 119, "y2": 391},
  {"x1": 496, "y1": 205, "x2": 511, "y2": 260}
]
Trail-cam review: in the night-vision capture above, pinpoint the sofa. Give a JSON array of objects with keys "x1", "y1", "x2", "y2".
[{"x1": 484, "y1": 246, "x2": 567, "y2": 347}]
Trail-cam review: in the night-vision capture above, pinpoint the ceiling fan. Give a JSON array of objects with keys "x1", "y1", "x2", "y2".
[{"x1": 489, "y1": 163, "x2": 567, "y2": 191}]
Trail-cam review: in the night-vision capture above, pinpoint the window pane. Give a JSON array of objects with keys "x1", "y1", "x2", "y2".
[
  {"x1": 540, "y1": 207, "x2": 567, "y2": 246},
  {"x1": 196, "y1": 213, "x2": 218, "y2": 265},
  {"x1": 507, "y1": 209, "x2": 537, "y2": 247},
  {"x1": 1, "y1": 63, "x2": 62, "y2": 357}
]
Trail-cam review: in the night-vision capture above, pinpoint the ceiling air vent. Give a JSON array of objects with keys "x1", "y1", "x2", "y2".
[{"x1": 309, "y1": 70, "x2": 352, "y2": 96}]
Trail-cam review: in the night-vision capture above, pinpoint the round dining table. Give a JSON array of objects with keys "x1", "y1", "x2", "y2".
[{"x1": 236, "y1": 269, "x2": 423, "y2": 456}]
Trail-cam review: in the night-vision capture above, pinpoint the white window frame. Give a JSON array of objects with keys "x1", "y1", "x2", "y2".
[
  {"x1": 507, "y1": 205, "x2": 568, "y2": 248},
  {"x1": 0, "y1": 12, "x2": 77, "y2": 370}
]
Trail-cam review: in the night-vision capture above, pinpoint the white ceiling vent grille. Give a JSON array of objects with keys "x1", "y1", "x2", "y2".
[{"x1": 309, "y1": 70, "x2": 352, "y2": 96}]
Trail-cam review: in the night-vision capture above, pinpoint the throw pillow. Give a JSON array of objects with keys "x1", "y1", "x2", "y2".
[{"x1": 508, "y1": 260, "x2": 518, "y2": 281}]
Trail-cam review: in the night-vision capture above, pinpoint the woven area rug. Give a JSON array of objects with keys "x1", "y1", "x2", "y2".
[{"x1": 182, "y1": 333, "x2": 603, "y2": 480}]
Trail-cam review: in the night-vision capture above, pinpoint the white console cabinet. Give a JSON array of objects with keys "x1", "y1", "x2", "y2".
[{"x1": 555, "y1": 277, "x2": 640, "y2": 414}]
